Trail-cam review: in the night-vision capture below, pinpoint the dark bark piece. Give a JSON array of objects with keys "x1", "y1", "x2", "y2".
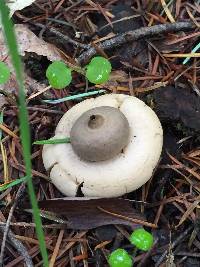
[
  {"x1": 96, "y1": 3, "x2": 143, "y2": 36},
  {"x1": 37, "y1": 198, "x2": 147, "y2": 230},
  {"x1": 154, "y1": 86, "x2": 200, "y2": 131},
  {"x1": 95, "y1": 225, "x2": 118, "y2": 241}
]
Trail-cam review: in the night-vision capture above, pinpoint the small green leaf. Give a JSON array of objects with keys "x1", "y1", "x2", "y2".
[
  {"x1": 46, "y1": 61, "x2": 72, "y2": 89},
  {"x1": 130, "y1": 228, "x2": 154, "y2": 251},
  {"x1": 86, "y1": 57, "x2": 112, "y2": 84},
  {"x1": 0, "y1": 61, "x2": 10, "y2": 84},
  {"x1": 108, "y1": 248, "x2": 133, "y2": 267}
]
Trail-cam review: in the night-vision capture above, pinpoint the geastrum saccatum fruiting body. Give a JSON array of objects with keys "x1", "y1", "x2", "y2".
[{"x1": 42, "y1": 94, "x2": 163, "y2": 197}]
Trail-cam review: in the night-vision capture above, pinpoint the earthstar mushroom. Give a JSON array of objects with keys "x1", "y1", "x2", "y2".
[
  {"x1": 70, "y1": 106, "x2": 130, "y2": 162},
  {"x1": 42, "y1": 94, "x2": 163, "y2": 197}
]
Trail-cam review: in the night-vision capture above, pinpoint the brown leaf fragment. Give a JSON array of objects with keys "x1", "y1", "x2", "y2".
[
  {"x1": 0, "y1": 24, "x2": 62, "y2": 64},
  {"x1": 15, "y1": 24, "x2": 62, "y2": 61},
  {"x1": 0, "y1": 24, "x2": 63, "y2": 106},
  {"x1": 36, "y1": 198, "x2": 148, "y2": 230}
]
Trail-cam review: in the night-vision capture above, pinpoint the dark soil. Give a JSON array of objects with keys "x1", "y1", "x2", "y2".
[{"x1": 1, "y1": 0, "x2": 200, "y2": 266}]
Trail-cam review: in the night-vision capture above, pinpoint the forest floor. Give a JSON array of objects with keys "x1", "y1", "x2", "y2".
[{"x1": 0, "y1": 0, "x2": 200, "y2": 266}]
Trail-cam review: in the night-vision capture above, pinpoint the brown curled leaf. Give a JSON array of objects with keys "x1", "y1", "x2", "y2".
[{"x1": 31, "y1": 198, "x2": 154, "y2": 230}]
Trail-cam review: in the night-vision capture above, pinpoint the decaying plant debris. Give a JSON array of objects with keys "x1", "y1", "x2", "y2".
[{"x1": 0, "y1": 0, "x2": 200, "y2": 266}]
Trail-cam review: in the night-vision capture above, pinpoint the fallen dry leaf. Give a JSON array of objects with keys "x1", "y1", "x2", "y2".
[
  {"x1": 0, "y1": 24, "x2": 63, "y2": 108},
  {"x1": 8, "y1": 0, "x2": 35, "y2": 16},
  {"x1": 15, "y1": 24, "x2": 62, "y2": 61},
  {"x1": 32, "y1": 198, "x2": 153, "y2": 230},
  {"x1": 0, "y1": 24, "x2": 62, "y2": 66}
]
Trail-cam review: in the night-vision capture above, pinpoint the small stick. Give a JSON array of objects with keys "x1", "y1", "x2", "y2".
[
  {"x1": 97, "y1": 206, "x2": 157, "y2": 228},
  {"x1": 33, "y1": 22, "x2": 89, "y2": 49},
  {"x1": 155, "y1": 225, "x2": 193, "y2": 267},
  {"x1": 49, "y1": 27, "x2": 89, "y2": 49},
  {"x1": 0, "y1": 225, "x2": 34, "y2": 267},
  {"x1": 0, "y1": 184, "x2": 33, "y2": 267},
  {"x1": 77, "y1": 21, "x2": 196, "y2": 64}
]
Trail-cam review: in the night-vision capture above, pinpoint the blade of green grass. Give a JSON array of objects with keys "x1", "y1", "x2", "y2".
[
  {"x1": 0, "y1": 110, "x2": 4, "y2": 141},
  {"x1": 182, "y1": 41, "x2": 200, "y2": 65},
  {"x1": 0, "y1": 2, "x2": 49, "y2": 266},
  {"x1": 43, "y1": 89, "x2": 106, "y2": 104},
  {"x1": 33, "y1": 137, "x2": 70, "y2": 145},
  {"x1": 0, "y1": 176, "x2": 27, "y2": 192}
]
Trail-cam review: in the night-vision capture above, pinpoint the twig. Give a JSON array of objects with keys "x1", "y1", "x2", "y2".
[
  {"x1": 155, "y1": 225, "x2": 193, "y2": 267},
  {"x1": 77, "y1": 21, "x2": 196, "y2": 64},
  {"x1": 26, "y1": 106, "x2": 64, "y2": 115},
  {"x1": 34, "y1": 22, "x2": 89, "y2": 49},
  {"x1": 97, "y1": 206, "x2": 157, "y2": 228},
  {"x1": 175, "y1": 251, "x2": 200, "y2": 257},
  {"x1": 0, "y1": 184, "x2": 33, "y2": 266},
  {"x1": 0, "y1": 221, "x2": 66, "y2": 229},
  {"x1": 0, "y1": 225, "x2": 34, "y2": 267},
  {"x1": 49, "y1": 27, "x2": 90, "y2": 49}
]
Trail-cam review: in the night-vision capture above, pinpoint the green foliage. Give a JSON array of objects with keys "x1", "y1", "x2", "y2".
[
  {"x1": 33, "y1": 137, "x2": 70, "y2": 145},
  {"x1": 86, "y1": 56, "x2": 112, "y2": 84},
  {"x1": 0, "y1": 176, "x2": 27, "y2": 192},
  {"x1": 108, "y1": 248, "x2": 133, "y2": 267},
  {"x1": 0, "y1": 54, "x2": 112, "y2": 90},
  {"x1": 46, "y1": 61, "x2": 72, "y2": 89},
  {"x1": 129, "y1": 228, "x2": 154, "y2": 251},
  {"x1": 0, "y1": 1, "x2": 49, "y2": 266},
  {"x1": 0, "y1": 61, "x2": 10, "y2": 84},
  {"x1": 45, "y1": 56, "x2": 112, "y2": 89},
  {"x1": 0, "y1": 110, "x2": 4, "y2": 141},
  {"x1": 108, "y1": 229, "x2": 153, "y2": 266}
]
